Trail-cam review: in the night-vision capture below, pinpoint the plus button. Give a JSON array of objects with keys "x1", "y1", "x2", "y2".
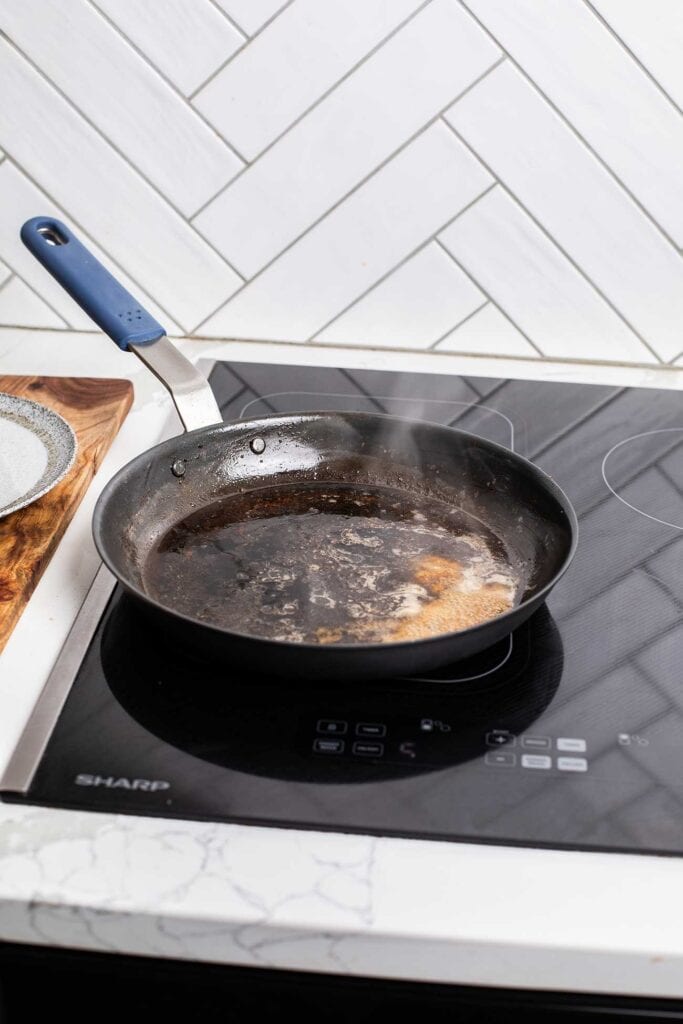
[{"x1": 486, "y1": 730, "x2": 515, "y2": 748}]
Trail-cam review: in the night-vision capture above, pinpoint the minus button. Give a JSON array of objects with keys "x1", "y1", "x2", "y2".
[{"x1": 485, "y1": 751, "x2": 516, "y2": 767}]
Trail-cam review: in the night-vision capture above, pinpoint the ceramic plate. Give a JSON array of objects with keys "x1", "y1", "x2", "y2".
[{"x1": 0, "y1": 393, "x2": 77, "y2": 518}]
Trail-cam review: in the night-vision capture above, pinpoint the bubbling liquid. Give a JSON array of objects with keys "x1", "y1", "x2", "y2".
[{"x1": 143, "y1": 483, "x2": 518, "y2": 645}]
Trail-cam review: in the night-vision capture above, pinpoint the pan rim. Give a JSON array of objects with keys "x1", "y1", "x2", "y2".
[{"x1": 92, "y1": 410, "x2": 579, "y2": 654}]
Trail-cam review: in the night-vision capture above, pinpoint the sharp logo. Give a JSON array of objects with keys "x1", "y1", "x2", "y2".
[{"x1": 74, "y1": 774, "x2": 170, "y2": 792}]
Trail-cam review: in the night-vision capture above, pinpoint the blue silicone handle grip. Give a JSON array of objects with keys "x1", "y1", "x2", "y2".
[{"x1": 20, "y1": 217, "x2": 165, "y2": 349}]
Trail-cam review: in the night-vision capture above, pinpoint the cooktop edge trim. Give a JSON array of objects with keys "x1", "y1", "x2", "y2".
[{"x1": 0, "y1": 564, "x2": 116, "y2": 794}]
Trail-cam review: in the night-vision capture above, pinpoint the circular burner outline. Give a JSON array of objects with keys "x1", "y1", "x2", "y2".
[
  {"x1": 601, "y1": 428, "x2": 683, "y2": 531},
  {"x1": 240, "y1": 391, "x2": 516, "y2": 449},
  {"x1": 402, "y1": 634, "x2": 514, "y2": 684}
]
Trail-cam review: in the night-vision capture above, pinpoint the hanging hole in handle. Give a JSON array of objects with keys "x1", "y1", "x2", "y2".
[{"x1": 37, "y1": 224, "x2": 68, "y2": 246}]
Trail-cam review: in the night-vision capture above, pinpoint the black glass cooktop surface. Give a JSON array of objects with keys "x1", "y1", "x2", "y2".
[{"x1": 6, "y1": 360, "x2": 683, "y2": 856}]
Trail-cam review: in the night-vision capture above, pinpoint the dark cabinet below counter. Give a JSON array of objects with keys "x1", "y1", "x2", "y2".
[{"x1": 0, "y1": 943, "x2": 681, "y2": 1022}]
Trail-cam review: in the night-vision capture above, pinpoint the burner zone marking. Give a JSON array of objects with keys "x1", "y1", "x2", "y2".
[
  {"x1": 239, "y1": 391, "x2": 515, "y2": 450},
  {"x1": 602, "y1": 428, "x2": 683, "y2": 531}
]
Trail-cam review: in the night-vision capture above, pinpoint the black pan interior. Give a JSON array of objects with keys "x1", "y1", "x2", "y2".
[{"x1": 94, "y1": 412, "x2": 575, "y2": 653}]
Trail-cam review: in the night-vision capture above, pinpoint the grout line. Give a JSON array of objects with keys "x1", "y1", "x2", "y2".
[
  {"x1": 189, "y1": 0, "x2": 437, "y2": 215},
  {"x1": 529, "y1": 387, "x2": 625, "y2": 461},
  {"x1": 0, "y1": 321, "x2": 70, "y2": 331},
  {"x1": 0, "y1": 273, "x2": 14, "y2": 298},
  {"x1": 434, "y1": 235, "x2": 543, "y2": 357},
  {"x1": 0, "y1": 325, "x2": 131, "y2": 335},
  {"x1": 87, "y1": 0, "x2": 249, "y2": 164},
  {"x1": 440, "y1": 116, "x2": 665, "y2": 365},
  {"x1": 428, "y1": 299, "x2": 489, "y2": 350},
  {"x1": 0, "y1": 268, "x2": 69, "y2": 328},
  {"x1": 456, "y1": 0, "x2": 683, "y2": 259},
  {"x1": 204, "y1": 0, "x2": 249, "y2": 41},
  {"x1": 581, "y1": 0, "x2": 683, "y2": 118},
  {"x1": 306, "y1": 235, "x2": 439, "y2": 340},
  {"x1": 190, "y1": 57, "x2": 505, "y2": 331},
  {"x1": 13, "y1": 270, "x2": 72, "y2": 326},
  {"x1": 306, "y1": 183, "x2": 498, "y2": 341},
  {"x1": 1, "y1": 158, "x2": 184, "y2": 334},
  {"x1": 0, "y1": 250, "x2": 78, "y2": 329},
  {"x1": 667, "y1": 351, "x2": 683, "y2": 366},
  {"x1": 655, "y1": 461, "x2": 683, "y2": 500},
  {"x1": 337, "y1": 366, "x2": 388, "y2": 414},
  {"x1": 1, "y1": 34, "x2": 247, "y2": 302},
  {"x1": 188, "y1": 0, "x2": 297, "y2": 99}
]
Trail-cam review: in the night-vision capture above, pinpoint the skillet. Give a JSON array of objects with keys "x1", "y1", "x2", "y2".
[{"x1": 21, "y1": 216, "x2": 577, "y2": 681}]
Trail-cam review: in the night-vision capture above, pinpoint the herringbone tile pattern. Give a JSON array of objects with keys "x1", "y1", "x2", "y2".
[{"x1": 0, "y1": 0, "x2": 682, "y2": 364}]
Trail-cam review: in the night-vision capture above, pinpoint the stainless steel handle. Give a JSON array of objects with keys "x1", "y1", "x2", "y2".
[{"x1": 130, "y1": 336, "x2": 223, "y2": 433}]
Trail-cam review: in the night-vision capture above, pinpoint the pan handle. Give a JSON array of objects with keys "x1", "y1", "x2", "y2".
[
  {"x1": 21, "y1": 216, "x2": 166, "y2": 349},
  {"x1": 20, "y1": 216, "x2": 223, "y2": 432}
]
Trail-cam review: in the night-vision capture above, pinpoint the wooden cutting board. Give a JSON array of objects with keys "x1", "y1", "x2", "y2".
[{"x1": 0, "y1": 375, "x2": 133, "y2": 653}]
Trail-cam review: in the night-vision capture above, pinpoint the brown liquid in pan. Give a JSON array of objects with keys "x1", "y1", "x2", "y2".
[{"x1": 144, "y1": 483, "x2": 518, "y2": 645}]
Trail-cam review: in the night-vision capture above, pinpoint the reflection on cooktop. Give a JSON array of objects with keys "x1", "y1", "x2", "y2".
[{"x1": 101, "y1": 596, "x2": 563, "y2": 783}]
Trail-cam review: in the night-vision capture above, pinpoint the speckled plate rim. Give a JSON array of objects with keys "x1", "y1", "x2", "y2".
[{"x1": 0, "y1": 392, "x2": 77, "y2": 519}]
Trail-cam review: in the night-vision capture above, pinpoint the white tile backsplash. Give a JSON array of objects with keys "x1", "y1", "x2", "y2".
[
  {"x1": 0, "y1": 276, "x2": 66, "y2": 329},
  {"x1": 0, "y1": 161, "x2": 183, "y2": 335},
  {"x1": 445, "y1": 62, "x2": 683, "y2": 362},
  {"x1": 589, "y1": 0, "x2": 683, "y2": 111},
  {"x1": 2, "y1": 0, "x2": 244, "y2": 217},
  {"x1": 214, "y1": 0, "x2": 291, "y2": 37},
  {"x1": 435, "y1": 302, "x2": 537, "y2": 358},
  {"x1": 463, "y1": 0, "x2": 683, "y2": 246},
  {"x1": 193, "y1": 0, "x2": 499, "y2": 276},
  {"x1": 194, "y1": 0, "x2": 424, "y2": 160},
  {"x1": 314, "y1": 242, "x2": 483, "y2": 348},
  {"x1": 0, "y1": 0, "x2": 681, "y2": 366},
  {"x1": 438, "y1": 186, "x2": 655, "y2": 363},
  {"x1": 197, "y1": 123, "x2": 492, "y2": 339},
  {"x1": 92, "y1": 0, "x2": 245, "y2": 98},
  {"x1": 0, "y1": 39, "x2": 241, "y2": 332}
]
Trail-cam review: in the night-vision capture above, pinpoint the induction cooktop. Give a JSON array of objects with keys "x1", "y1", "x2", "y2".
[{"x1": 4, "y1": 360, "x2": 683, "y2": 857}]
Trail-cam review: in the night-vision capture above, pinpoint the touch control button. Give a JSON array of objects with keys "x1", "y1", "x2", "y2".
[
  {"x1": 356, "y1": 723, "x2": 386, "y2": 738},
  {"x1": 317, "y1": 720, "x2": 347, "y2": 735},
  {"x1": 352, "y1": 741, "x2": 384, "y2": 757},
  {"x1": 485, "y1": 751, "x2": 516, "y2": 767},
  {"x1": 522, "y1": 736, "x2": 551, "y2": 750},
  {"x1": 557, "y1": 737, "x2": 586, "y2": 752},
  {"x1": 521, "y1": 754, "x2": 552, "y2": 770},
  {"x1": 557, "y1": 756, "x2": 588, "y2": 772},
  {"x1": 313, "y1": 738, "x2": 345, "y2": 754},
  {"x1": 486, "y1": 730, "x2": 515, "y2": 748}
]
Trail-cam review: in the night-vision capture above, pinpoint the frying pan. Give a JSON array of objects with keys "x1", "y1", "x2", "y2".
[{"x1": 21, "y1": 216, "x2": 578, "y2": 681}]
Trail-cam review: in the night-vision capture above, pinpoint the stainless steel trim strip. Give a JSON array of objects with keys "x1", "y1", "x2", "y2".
[{"x1": 0, "y1": 564, "x2": 117, "y2": 794}]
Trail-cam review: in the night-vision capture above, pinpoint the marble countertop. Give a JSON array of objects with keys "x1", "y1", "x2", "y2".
[{"x1": 2, "y1": 326, "x2": 683, "y2": 998}]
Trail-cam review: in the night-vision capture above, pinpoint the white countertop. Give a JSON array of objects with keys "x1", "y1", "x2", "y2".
[{"x1": 2, "y1": 325, "x2": 683, "y2": 998}]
